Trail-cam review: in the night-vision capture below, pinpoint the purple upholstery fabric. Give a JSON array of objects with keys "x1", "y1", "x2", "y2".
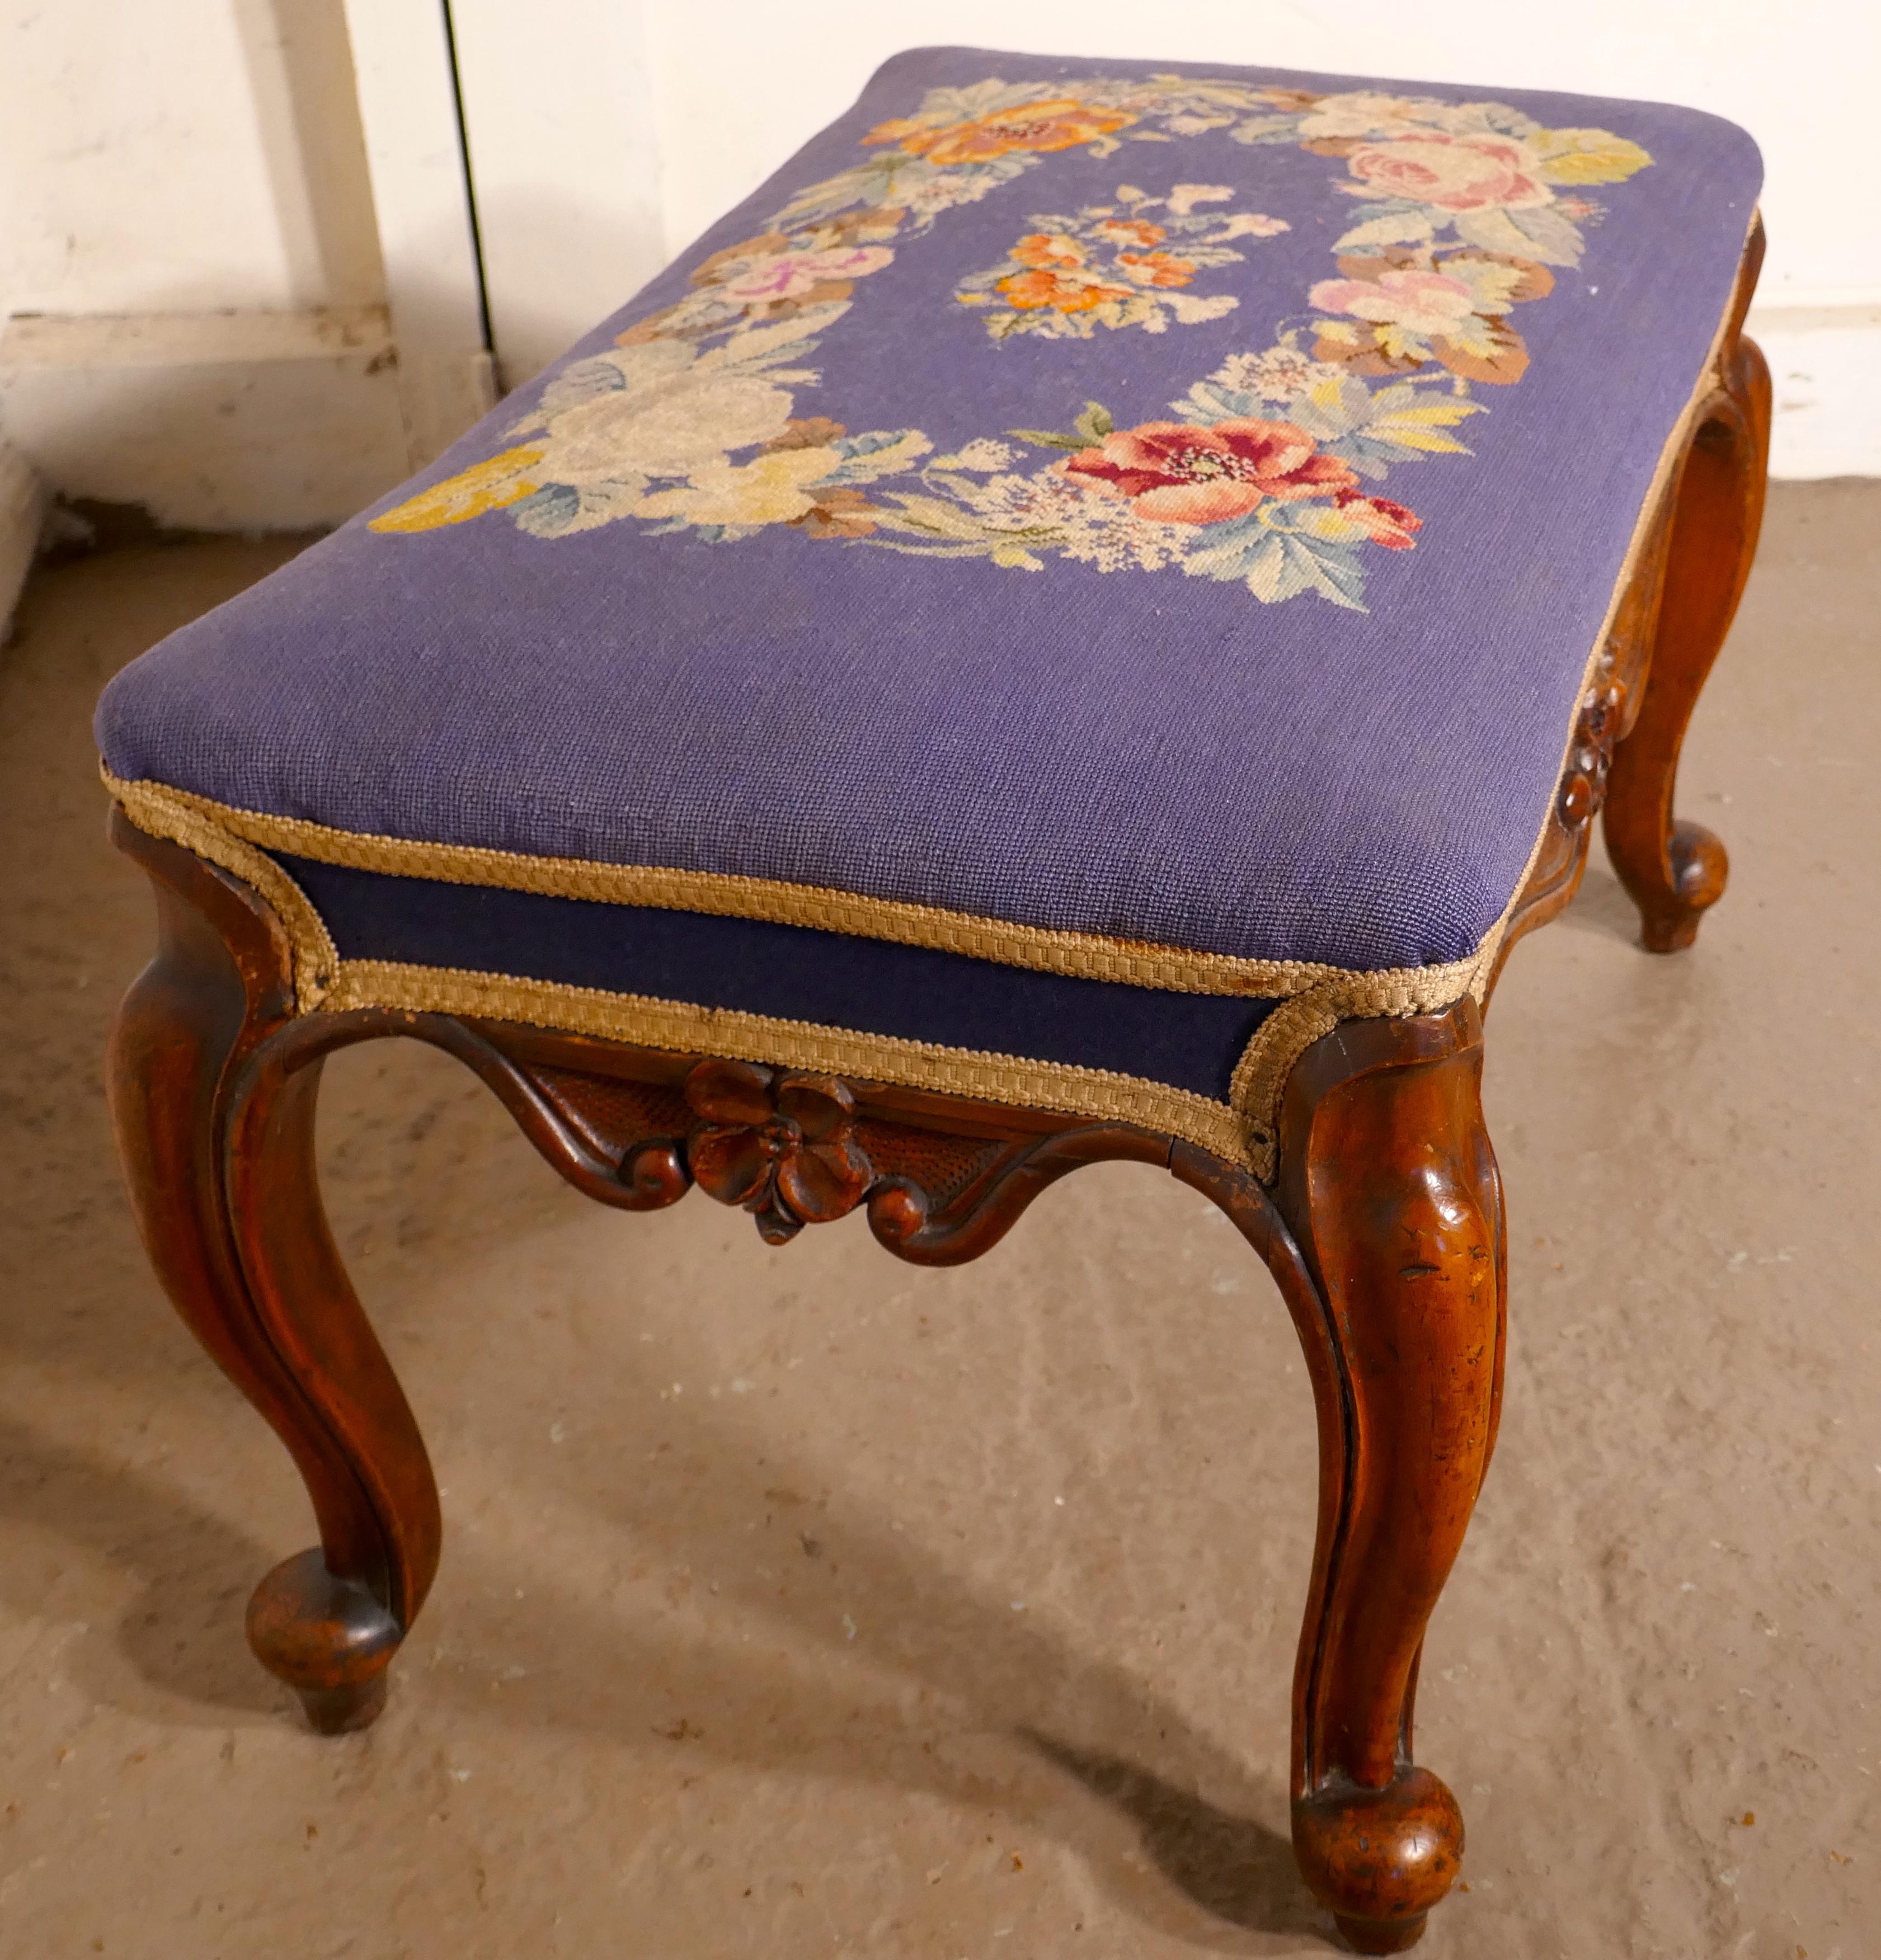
[{"x1": 97, "y1": 46, "x2": 1760, "y2": 973}]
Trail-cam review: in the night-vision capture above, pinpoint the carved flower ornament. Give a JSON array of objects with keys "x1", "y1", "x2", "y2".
[{"x1": 684, "y1": 1059, "x2": 873, "y2": 1244}]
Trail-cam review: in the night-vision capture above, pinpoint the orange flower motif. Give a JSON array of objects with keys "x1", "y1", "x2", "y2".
[
  {"x1": 995, "y1": 269, "x2": 1133, "y2": 314},
  {"x1": 864, "y1": 97, "x2": 1135, "y2": 166},
  {"x1": 1116, "y1": 249, "x2": 1197, "y2": 289},
  {"x1": 1010, "y1": 231, "x2": 1087, "y2": 271},
  {"x1": 1093, "y1": 218, "x2": 1166, "y2": 247}
]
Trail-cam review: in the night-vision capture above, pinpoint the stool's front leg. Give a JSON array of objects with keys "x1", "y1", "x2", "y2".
[
  {"x1": 1276, "y1": 1003, "x2": 1504, "y2": 1953},
  {"x1": 107, "y1": 818, "x2": 439, "y2": 1733}
]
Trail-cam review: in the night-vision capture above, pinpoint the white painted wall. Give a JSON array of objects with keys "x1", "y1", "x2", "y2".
[
  {"x1": 620, "y1": 1, "x2": 1881, "y2": 478},
  {"x1": 0, "y1": 0, "x2": 383, "y2": 317},
  {"x1": 646, "y1": 4, "x2": 1874, "y2": 308},
  {"x1": 2, "y1": 0, "x2": 1873, "y2": 545},
  {"x1": 449, "y1": 0, "x2": 664, "y2": 393},
  {"x1": 0, "y1": 0, "x2": 415, "y2": 531},
  {"x1": 340, "y1": 0, "x2": 496, "y2": 464}
]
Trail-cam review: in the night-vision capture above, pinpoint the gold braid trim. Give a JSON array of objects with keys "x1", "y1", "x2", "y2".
[
  {"x1": 324, "y1": 959, "x2": 1257, "y2": 1169},
  {"x1": 101, "y1": 769, "x2": 1435, "y2": 1003},
  {"x1": 109, "y1": 771, "x2": 340, "y2": 1012},
  {"x1": 1228, "y1": 934, "x2": 1503, "y2": 1181}
]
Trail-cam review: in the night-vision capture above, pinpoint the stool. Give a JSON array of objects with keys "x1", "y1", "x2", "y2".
[{"x1": 97, "y1": 48, "x2": 1767, "y2": 1953}]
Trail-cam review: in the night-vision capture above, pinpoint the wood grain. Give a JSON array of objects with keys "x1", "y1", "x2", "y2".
[
  {"x1": 1605, "y1": 221, "x2": 1771, "y2": 952},
  {"x1": 1178, "y1": 1003, "x2": 1502, "y2": 1953}
]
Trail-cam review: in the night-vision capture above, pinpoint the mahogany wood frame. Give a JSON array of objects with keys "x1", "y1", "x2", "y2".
[{"x1": 104, "y1": 232, "x2": 1770, "y2": 1953}]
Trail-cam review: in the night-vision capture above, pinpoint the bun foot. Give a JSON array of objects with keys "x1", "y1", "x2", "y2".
[
  {"x1": 1333, "y1": 1909, "x2": 1429, "y2": 1955},
  {"x1": 246, "y1": 1549, "x2": 403, "y2": 1735},
  {"x1": 1294, "y1": 1768, "x2": 1463, "y2": 1952},
  {"x1": 1638, "y1": 819, "x2": 1729, "y2": 953},
  {"x1": 293, "y1": 1672, "x2": 389, "y2": 1736}
]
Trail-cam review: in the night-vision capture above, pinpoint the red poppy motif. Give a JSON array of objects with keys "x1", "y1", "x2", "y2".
[
  {"x1": 1065, "y1": 418, "x2": 1361, "y2": 525},
  {"x1": 684, "y1": 1059, "x2": 872, "y2": 1245}
]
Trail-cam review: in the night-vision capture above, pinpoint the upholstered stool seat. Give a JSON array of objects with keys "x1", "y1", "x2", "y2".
[
  {"x1": 99, "y1": 48, "x2": 1771, "y2": 1953},
  {"x1": 99, "y1": 47, "x2": 1757, "y2": 1176}
]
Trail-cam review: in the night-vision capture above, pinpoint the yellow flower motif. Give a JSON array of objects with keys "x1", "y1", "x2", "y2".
[
  {"x1": 633, "y1": 447, "x2": 845, "y2": 528},
  {"x1": 1532, "y1": 127, "x2": 1654, "y2": 185},
  {"x1": 368, "y1": 445, "x2": 546, "y2": 533}
]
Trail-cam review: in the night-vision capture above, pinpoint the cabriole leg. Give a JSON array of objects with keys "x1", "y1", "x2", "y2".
[
  {"x1": 1604, "y1": 238, "x2": 1772, "y2": 952},
  {"x1": 106, "y1": 818, "x2": 440, "y2": 1732},
  {"x1": 1277, "y1": 1005, "x2": 1504, "y2": 1952},
  {"x1": 1181, "y1": 1004, "x2": 1503, "y2": 1952}
]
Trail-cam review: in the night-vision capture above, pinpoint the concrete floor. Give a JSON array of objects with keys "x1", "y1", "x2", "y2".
[{"x1": 1, "y1": 488, "x2": 1877, "y2": 1958}]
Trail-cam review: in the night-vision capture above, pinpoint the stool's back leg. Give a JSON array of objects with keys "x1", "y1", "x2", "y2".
[
  {"x1": 1178, "y1": 1002, "x2": 1503, "y2": 1954},
  {"x1": 107, "y1": 819, "x2": 438, "y2": 1732},
  {"x1": 1605, "y1": 228, "x2": 1772, "y2": 952}
]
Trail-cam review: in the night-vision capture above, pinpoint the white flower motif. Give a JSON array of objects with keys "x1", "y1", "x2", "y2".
[
  {"x1": 1296, "y1": 91, "x2": 1452, "y2": 141},
  {"x1": 520, "y1": 337, "x2": 797, "y2": 489},
  {"x1": 1205, "y1": 213, "x2": 1291, "y2": 242},
  {"x1": 1209, "y1": 347, "x2": 1348, "y2": 403},
  {"x1": 1167, "y1": 182, "x2": 1234, "y2": 216},
  {"x1": 929, "y1": 438, "x2": 1017, "y2": 472},
  {"x1": 897, "y1": 164, "x2": 1015, "y2": 216},
  {"x1": 940, "y1": 467, "x2": 1194, "y2": 574},
  {"x1": 1161, "y1": 293, "x2": 1240, "y2": 326},
  {"x1": 634, "y1": 447, "x2": 844, "y2": 527}
]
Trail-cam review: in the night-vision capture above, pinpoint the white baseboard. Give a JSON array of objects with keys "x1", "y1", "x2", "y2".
[
  {"x1": 1745, "y1": 303, "x2": 1881, "y2": 479},
  {"x1": 0, "y1": 434, "x2": 45, "y2": 636},
  {"x1": 0, "y1": 308, "x2": 418, "y2": 531}
]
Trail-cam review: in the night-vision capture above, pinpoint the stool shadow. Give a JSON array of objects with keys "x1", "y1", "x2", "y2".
[
  {"x1": 1554, "y1": 860, "x2": 1643, "y2": 945},
  {"x1": 418, "y1": 1531, "x2": 1330, "y2": 1953},
  {"x1": 0, "y1": 1413, "x2": 285, "y2": 1722},
  {"x1": 1022, "y1": 1730, "x2": 1321, "y2": 1938},
  {"x1": 452, "y1": 1250, "x2": 1333, "y2": 1949}
]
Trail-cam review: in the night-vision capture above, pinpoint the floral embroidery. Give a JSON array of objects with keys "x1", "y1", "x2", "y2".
[
  {"x1": 957, "y1": 182, "x2": 1287, "y2": 338},
  {"x1": 1066, "y1": 417, "x2": 1360, "y2": 524},
  {"x1": 372, "y1": 75, "x2": 1653, "y2": 610},
  {"x1": 864, "y1": 95, "x2": 1137, "y2": 166}
]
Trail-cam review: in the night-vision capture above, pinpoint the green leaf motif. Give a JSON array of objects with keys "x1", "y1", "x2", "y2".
[
  {"x1": 1007, "y1": 427, "x2": 1089, "y2": 451},
  {"x1": 1230, "y1": 114, "x2": 1301, "y2": 145},
  {"x1": 1072, "y1": 401, "x2": 1115, "y2": 441},
  {"x1": 1453, "y1": 205, "x2": 1585, "y2": 268},
  {"x1": 1333, "y1": 210, "x2": 1436, "y2": 251},
  {"x1": 1245, "y1": 530, "x2": 1370, "y2": 610},
  {"x1": 1286, "y1": 375, "x2": 1380, "y2": 444}
]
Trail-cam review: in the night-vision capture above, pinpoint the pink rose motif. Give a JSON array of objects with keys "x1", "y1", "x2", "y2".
[
  {"x1": 1066, "y1": 418, "x2": 1358, "y2": 525},
  {"x1": 1344, "y1": 133, "x2": 1551, "y2": 214},
  {"x1": 1308, "y1": 268, "x2": 1478, "y2": 337},
  {"x1": 716, "y1": 246, "x2": 894, "y2": 303}
]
